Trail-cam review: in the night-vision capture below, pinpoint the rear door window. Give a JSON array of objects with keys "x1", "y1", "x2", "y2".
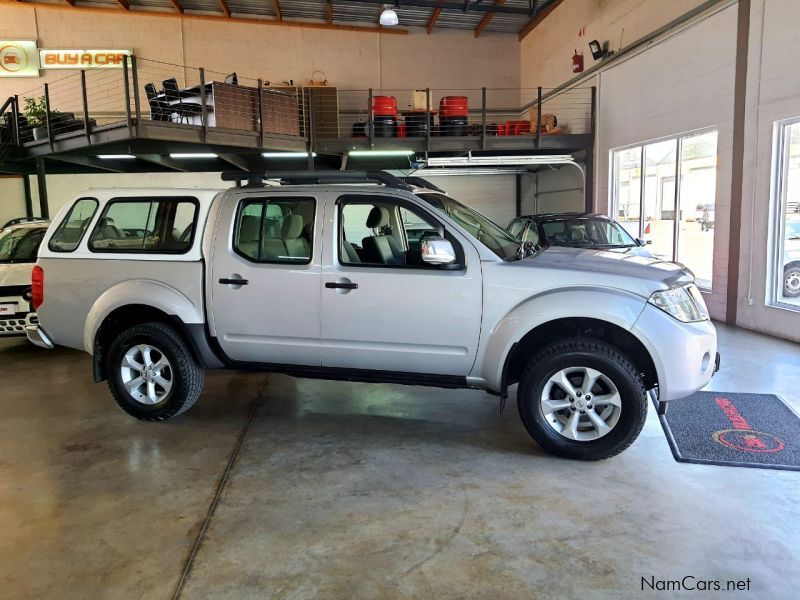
[
  {"x1": 233, "y1": 197, "x2": 315, "y2": 264},
  {"x1": 48, "y1": 197, "x2": 98, "y2": 252},
  {"x1": 89, "y1": 197, "x2": 198, "y2": 253}
]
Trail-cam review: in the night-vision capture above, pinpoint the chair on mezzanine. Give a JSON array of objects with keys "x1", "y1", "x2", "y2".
[
  {"x1": 162, "y1": 78, "x2": 204, "y2": 124},
  {"x1": 144, "y1": 83, "x2": 173, "y2": 122}
]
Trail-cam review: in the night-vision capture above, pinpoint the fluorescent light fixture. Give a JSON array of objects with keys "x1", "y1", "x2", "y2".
[
  {"x1": 379, "y1": 6, "x2": 399, "y2": 26},
  {"x1": 425, "y1": 154, "x2": 574, "y2": 167},
  {"x1": 262, "y1": 152, "x2": 317, "y2": 158},
  {"x1": 97, "y1": 154, "x2": 135, "y2": 159},
  {"x1": 169, "y1": 153, "x2": 218, "y2": 159},
  {"x1": 348, "y1": 150, "x2": 414, "y2": 157}
]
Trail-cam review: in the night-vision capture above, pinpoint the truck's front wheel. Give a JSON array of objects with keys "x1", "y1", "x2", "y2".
[
  {"x1": 106, "y1": 322, "x2": 205, "y2": 421},
  {"x1": 517, "y1": 338, "x2": 647, "y2": 460}
]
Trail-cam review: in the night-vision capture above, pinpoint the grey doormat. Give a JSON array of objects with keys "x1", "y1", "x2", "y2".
[{"x1": 657, "y1": 391, "x2": 800, "y2": 471}]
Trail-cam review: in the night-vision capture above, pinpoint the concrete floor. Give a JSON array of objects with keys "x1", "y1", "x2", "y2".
[{"x1": 1, "y1": 323, "x2": 799, "y2": 599}]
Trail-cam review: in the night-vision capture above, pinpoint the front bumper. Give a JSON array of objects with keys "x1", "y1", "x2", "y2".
[
  {"x1": 632, "y1": 303, "x2": 718, "y2": 402},
  {"x1": 25, "y1": 324, "x2": 54, "y2": 349}
]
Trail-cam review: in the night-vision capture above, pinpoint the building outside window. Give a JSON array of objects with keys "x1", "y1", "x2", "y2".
[
  {"x1": 611, "y1": 129, "x2": 718, "y2": 290},
  {"x1": 771, "y1": 118, "x2": 800, "y2": 309}
]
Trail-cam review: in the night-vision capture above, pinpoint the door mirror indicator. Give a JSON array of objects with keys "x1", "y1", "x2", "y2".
[{"x1": 421, "y1": 237, "x2": 457, "y2": 266}]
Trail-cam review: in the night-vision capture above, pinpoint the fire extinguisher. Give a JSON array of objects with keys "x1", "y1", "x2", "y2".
[{"x1": 572, "y1": 50, "x2": 584, "y2": 73}]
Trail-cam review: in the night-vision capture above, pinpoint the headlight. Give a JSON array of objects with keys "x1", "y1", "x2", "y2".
[{"x1": 648, "y1": 284, "x2": 709, "y2": 322}]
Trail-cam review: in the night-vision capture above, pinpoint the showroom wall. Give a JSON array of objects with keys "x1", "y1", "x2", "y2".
[
  {"x1": 735, "y1": 0, "x2": 800, "y2": 342},
  {"x1": 519, "y1": 0, "x2": 708, "y2": 90},
  {"x1": 594, "y1": 4, "x2": 737, "y2": 320},
  {"x1": 0, "y1": 177, "x2": 26, "y2": 225},
  {"x1": 520, "y1": 165, "x2": 585, "y2": 215}
]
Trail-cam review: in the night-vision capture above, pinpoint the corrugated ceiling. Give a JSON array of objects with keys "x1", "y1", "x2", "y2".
[{"x1": 20, "y1": 0, "x2": 559, "y2": 34}]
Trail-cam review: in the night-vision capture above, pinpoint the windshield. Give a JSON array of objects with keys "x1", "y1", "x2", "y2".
[
  {"x1": 0, "y1": 228, "x2": 45, "y2": 263},
  {"x1": 418, "y1": 193, "x2": 522, "y2": 261},
  {"x1": 540, "y1": 217, "x2": 637, "y2": 248}
]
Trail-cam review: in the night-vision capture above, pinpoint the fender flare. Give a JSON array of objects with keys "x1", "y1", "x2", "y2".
[
  {"x1": 476, "y1": 287, "x2": 649, "y2": 393},
  {"x1": 83, "y1": 279, "x2": 204, "y2": 354}
]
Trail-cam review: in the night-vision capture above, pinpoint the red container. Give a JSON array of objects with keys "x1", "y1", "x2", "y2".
[
  {"x1": 495, "y1": 123, "x2": 508, "y2": 136},
  {"x1": 510, "y1": 120, "x2": 531, "y2": 135},
  {"x1": 372, "y1": 95, "x2": 398, "y2": 117},
  {"x1": 397, "y1": 123, "x2": 407, "y2": 138},
  {"x1": 439, "y1": 95, "x2": 468, "y2": 118}
]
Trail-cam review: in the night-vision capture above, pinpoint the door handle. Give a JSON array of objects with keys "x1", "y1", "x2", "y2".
[
  {"x1": 325, "y1": 281, "x2": 358, "y2": 290},
  {"x1": 219, "y1": 277, "x2": 249, "y2": 286}
]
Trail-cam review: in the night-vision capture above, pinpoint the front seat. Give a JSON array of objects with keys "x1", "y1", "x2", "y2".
[
  {"x1": 569, "y1": 227, "x2": 589, "y2": 244},
  {"x1": 361, "y1": 206, "x2": 403, "y2": 265},
  {"x1": 281, "y1": 214, "x2": 310, "y2": 259}
]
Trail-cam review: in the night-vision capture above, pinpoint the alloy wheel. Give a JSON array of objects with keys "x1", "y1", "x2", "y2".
[
  {"x1": 540, "y1": 366, "x2": 622, "y2": 441},
  {"x1": 120, "y1": 344, "x2": 173, "y2": 405}
]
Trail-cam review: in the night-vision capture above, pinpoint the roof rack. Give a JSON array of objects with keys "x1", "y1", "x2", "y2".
[{"x1": 221, "y1": 170, "x2": 413, "y2": 190}]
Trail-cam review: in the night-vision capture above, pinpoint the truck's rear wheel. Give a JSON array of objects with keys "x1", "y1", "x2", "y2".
[
  {"x1": 106, "y1": 322, "x2": 204, "y2": 421},
  {"x1": 517, "y1": 338, "x2": 647, "y2": 460}
]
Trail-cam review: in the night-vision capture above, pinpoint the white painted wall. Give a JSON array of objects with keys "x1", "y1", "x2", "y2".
[
  {"x1": 27, "y1": 172, "x2": 228, "y2": 217},
  {"x1": 594, "y1": 4, "x2": 737, "y2": 320},
  {"x1": 0, "y1": 177, "x2": 27, "y2": 225},
  {"x1": 519, "y1": 165, "x2": 585, "y2": 215},
  {"x1": 520, "y1": 0, "x2": 707, "y2": 90},
  {"x1": 422, "y1": 175, "x2": 518, "y2": 227},
  {"x1": 735, "y1": 0, "x2": 800, "y2": 342}
]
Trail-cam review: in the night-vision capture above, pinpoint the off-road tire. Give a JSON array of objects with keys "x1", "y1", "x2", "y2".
[
  {"x1": 517, "y1": 338, "x2": 647, "y2": 460},
  {"x1": 106, "y1": 321, "x2": 204, "y2": 421}
]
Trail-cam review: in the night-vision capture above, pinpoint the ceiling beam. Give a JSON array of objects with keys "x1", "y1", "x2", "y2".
[
  {"x1": 64, "y1": 0, "x2": 76, "y2": 6},
  {"x1": 170, "y1": 0, "x2": 184, "y2": 14},
  {"x1": 219, "y1": 0, "x2": 231, "y2": 18},
  {"x1": 134, "y1": 154, "x2": 189, "y2": 172},
  {"x1": 327, "y1": 0, "x2": 333, "y2": 24},
  {"x1": 8, "y1": 3, "x2": 409, "y2": 35},
  {"x1": 426, "y1": 2, "x2": 444, "y2": 34},
  {"x1": 273, "y1": 0, "x2": 282, "y2": 20},
  {"x1": 518, "y1": 0, "x2": 562, "y2": 41},
  {"x1": 474, "y1": 0, "x2": 503, "y2": 38},
  {"x1": 116, "y1": 0, "x2": 130, "y2": 9},
  {"x1": 49, "y1": 155, "x2": 124, "y2": 173},
  {"x1": 217, "y1": 153, "x2": 249, "y2": 171}
]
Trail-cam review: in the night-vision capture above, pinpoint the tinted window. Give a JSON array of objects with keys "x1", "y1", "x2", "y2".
[
  {"x1": 508, "y1": 219, "x2": 527, "y2": 239},
  {"x1": 48, "y1": 198, "x2": 98, "y2": 252},
  {"x1": 521, "y1": 225, "x2": 540, "y2": 245},
  {"x1": 89, "y1": 198, "x2": 198, "y2": 253},
  {"x1": 0, "y1": 227, "x2": 45, "y2": 263},
  {"x1": 234, "y1": 197, "x2": 314, "y2": 263},
  {"x1": 541, "y1": 218, "x2": 636, "y2": 248}
]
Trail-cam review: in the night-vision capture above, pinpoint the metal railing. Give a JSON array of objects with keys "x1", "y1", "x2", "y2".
[{"x1": 0, "y1": 55, "x2": 596, "y2": 157}]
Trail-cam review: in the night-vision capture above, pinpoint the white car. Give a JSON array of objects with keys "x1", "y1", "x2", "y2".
[
  {"x1": 0, "y1": 222, "x2": 48, "y2": 337},
  {"x1": 26, "y1": 171, "x2": 719, "y2": 460},
  {"x1": 783, "y1": 219, "x2": 800, "y2": 298}
]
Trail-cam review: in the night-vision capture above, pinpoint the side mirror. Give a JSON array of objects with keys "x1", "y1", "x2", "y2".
[
  {"x1": 636, "y1": 237, "x2": 652, "y2": 246},
  {"x1": 421, "y1": 236, "x2": 456, "y2": 266}
]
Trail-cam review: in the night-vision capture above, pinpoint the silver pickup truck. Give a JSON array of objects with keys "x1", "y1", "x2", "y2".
[{"x1": 27, "y1": 171, "x2": 719, "y2": 460}]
